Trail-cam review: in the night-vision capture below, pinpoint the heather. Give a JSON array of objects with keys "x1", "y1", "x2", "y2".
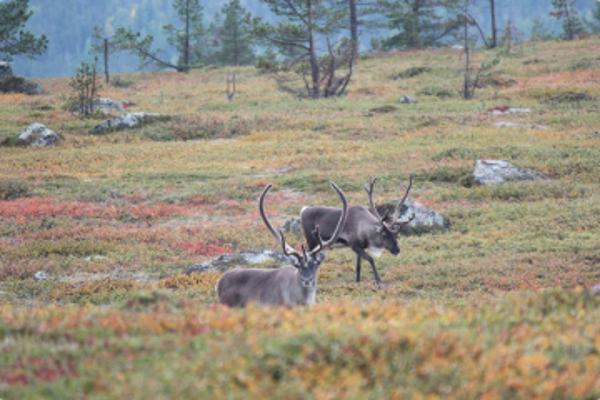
[{"x1": 1, "y1": 37, "x2": 600, "y2": 398}]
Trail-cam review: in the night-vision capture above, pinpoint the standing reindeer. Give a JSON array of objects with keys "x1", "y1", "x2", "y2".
[
  {"x1": 216, "y1": 183, "x2": 348, "y2": 307},
  {"x1": 300, "y1": 176, "x2": 413, "y2": 288}
]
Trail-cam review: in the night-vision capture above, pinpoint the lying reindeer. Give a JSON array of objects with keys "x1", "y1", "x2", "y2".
[
  {"x1": 216, "y1": 183, "x2": 348, "y2": 307},
  {"x1": 300, "y1": 176, "x2": 413, "y2": 288}
]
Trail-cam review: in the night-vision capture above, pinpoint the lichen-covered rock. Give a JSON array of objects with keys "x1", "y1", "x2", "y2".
[
  {"x1": 95, "y1": 98, "x2": 125, "y2": 113},
  {"x1": 398, "y1": 95, "x2": 417, "y2": 104},
  {"x1": 378, "y1": 199, "x2": 447, "y2": 234},
  {"x1": 0, "y1": 75, "x2": 44, "y2": 95},
  {"x1": 185, "y1": 250, "x2": 289, "y2": 274},
  {"x1": 474, "y1": 160, "x2": 550, "y2": 185},
  {"x1": 495, "y1": 121, "x2": 549, "y2": 130},
  {"x1": 572, "y1": 131, "x2": 600, "y2": 139},
  {"x1": 16, "y1": 123, "x2": 64, "y2": 146},
  {"x1": 0, "y1": 61, "x2": 13, "y2": 78},
  {"x1": 91, "y1": 112, "x2": 168, "y2": 134}
]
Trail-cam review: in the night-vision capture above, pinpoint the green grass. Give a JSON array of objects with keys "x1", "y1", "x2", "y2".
[{"x1": 1, "y1": 36, "x2": 600, "y2": 397}]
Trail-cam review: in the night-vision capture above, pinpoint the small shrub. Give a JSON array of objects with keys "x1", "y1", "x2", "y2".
[
  {"x1": 119, "y1": 290, "x2": 184, "y2": 311},
  {"x1": 523, "y1": 58, "x2": 544, "y2": 65},
  {"x1": 369, "y1": 105, "x2": 397, "y2": 114},
  {"x1": 0, "y1": 179, "x2": 30, "y2": 200},
  {"x1": 523, "y1": 88, "x2": 597, "y2": 103},
  {"x1": 110, "y1": 76, "x2": 136, "y2": 88},
  {"x1": 8, "y1": 239, "x2": 109, "y2": 260},
  {"x1": 143, "y1": 115, "x2": 254, "y2": 141},
  {"x1": 65, "y1": 60, "x2": 102, "y2": 119},
  {"x1": 392, "y1": 66, "x2": 432, "y2": 80},
  {"x1": 544, "y1": 91, "x2": 596, "y2": 104},
  {"x1": 0, "y1": 136, "x2": 19, "y2": 147},
  {"x1": 47, "y1": 278, "x2": 144, "y2": 303},
  {"x1": 415, "y1": 167, "x2": 474, "y2": 187},
  {"x1": 157, "y1": 272, "x2": 220, "y2": 290},
  {"x1": 477, "y1": 75, "x2": 517, "y2": 88},
  {"x1": 417, "y1": 86, "x2": 454, "y2": 99},
  {"x1": 568, "y1": 58, "x2": 596, "y2": 71},
  {"x1": 431, "y1": 148, "x2": 476, "y2": 162}
]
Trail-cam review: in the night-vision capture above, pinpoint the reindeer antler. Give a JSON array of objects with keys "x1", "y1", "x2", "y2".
[
  {"x1": 260, "y1": 184, "x2": 303, "y2": 261},
  {"x1": 309, "y1": 183, "x2": 348, "y2": 256},
  {"x1": 260, "y1": 182, "x2": 348, "y2": 261},
  {"x1": 364, "y1": 176, "x2": 387, "y2": 223},
  {"x1": 389, "y1": 175, "x2": 413, "y2": 233}
]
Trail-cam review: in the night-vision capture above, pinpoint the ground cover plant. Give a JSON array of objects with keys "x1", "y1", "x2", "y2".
[{"x1": 1, "y1": 37, "x2": 600, "y2": 398}]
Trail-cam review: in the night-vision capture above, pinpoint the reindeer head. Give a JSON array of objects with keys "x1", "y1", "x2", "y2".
[
  {"x1": 364, "y1": 176, "x2": 414, "y2": 255},
  {"x1": 283, "y1": 235, "x2": 326, "y2": 288},
  {"x1": 260, "y1": 183, "x2": 348, "y2": 288}
]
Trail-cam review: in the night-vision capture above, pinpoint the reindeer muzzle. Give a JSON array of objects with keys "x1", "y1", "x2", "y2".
[{"x1": 301, "y1": 278, "x2": 315, "y2": 288}]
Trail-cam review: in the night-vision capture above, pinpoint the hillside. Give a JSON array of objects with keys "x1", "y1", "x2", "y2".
[
  {"x1": 12, "y1": 0, "x2": 599, "y2": 77},
  {"x1": 1, "y1": 37, "x2": 600, "y2": 397}
]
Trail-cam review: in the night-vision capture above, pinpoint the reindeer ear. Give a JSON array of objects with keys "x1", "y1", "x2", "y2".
[
  {"x1": 289, "y1": 256, "x2": 302, "y2": 268},
  {"x1": 314, "y1": 252, "x2": 326, "y2": 263}
]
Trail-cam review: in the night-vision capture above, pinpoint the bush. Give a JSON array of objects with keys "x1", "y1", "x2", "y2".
[
  {"x1": 415, "y1": 167, "x2": 474, "y2": 187},
  {"x1": 110, "y1": 76, "x2": 136, "y2": 88},
  {"x1": 417, "y1": 86, "x2": 454, "y2": 99},
  {"x1": 65, "y1": 60, "x2": 102, "y2": 119},
  {"x1": 544, "y1": 91, "x2": 596, "y2": 104},
  {"x1": 392, "y1": 66, "x2": 432, "y2": 80},
  {"x1": 0, "y1": 179, "x2": 30, "y2": 200},
  {"x1": 143, "y1": 115, "x2": 255, "y2": 141}
]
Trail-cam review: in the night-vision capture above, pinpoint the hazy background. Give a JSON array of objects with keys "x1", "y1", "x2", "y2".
[{"x1": 10, "y1": 0, "x2": 598, "y2": 78}]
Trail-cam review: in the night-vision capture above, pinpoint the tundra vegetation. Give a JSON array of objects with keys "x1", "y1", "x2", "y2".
[{"x1": 1, "y1": 37, "x2": 600, "y2": 397}]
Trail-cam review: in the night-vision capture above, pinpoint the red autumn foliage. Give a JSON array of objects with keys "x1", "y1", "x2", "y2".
[
  {"x1": 0, "y1": 197, "x2": 193, "y2": 223},
  {"x1": 171, "y1": 240, "x2": 231, "y2": 256},
  {"x1": 0, "y1": 356, "x2": 78, "y2": 386}
]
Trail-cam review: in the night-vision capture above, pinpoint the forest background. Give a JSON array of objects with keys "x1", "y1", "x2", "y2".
[{"x1": 10, "y1": 0, "x2": 600, "y2": 78}]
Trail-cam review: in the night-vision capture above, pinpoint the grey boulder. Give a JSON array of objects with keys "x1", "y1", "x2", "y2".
[
  {"x1": 474, "y1": 160, "x2": 550, "y2": 185},
  {"x1": 186, "y1": 250, "x2": 289, "y2": 274},
  {"x1": 91, "y1": 112, "x2": 166, "y2": 134},
  {"x1": 378, "y1": 198, "x2": 447, "y2": 233},
  {"x1": 17, "y1": 123, "x2": 64, "y2": 146}
]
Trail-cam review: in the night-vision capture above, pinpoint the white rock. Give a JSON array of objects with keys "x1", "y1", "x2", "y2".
[
  {"x1": 474, "y1": 160, "x2": 550, "y2": 185},
  {"x1": 16, "y1": 123, "x2": 64, "y2": 146}
]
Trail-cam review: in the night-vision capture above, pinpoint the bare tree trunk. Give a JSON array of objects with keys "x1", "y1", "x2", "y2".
[
  {"x1": 490, "y1": 0, "x2": 497, "y2": 48},
  {"x1": 463, "y1": 8, "x2": 470, "y2": 100},
  {"x1": 308, "y1": 0, "x2": 320, "y2": 98},
  {"x1": 227, "y1": 73, "x2": 236, "y2": 101},
  {"x1": 234, "y1": 23, "x2": 240, "y2": 66},
  {"x1": 349, "y1": 0, "x2": 359, "y2": 54},
  {"x1": 564, "y1": 1, "x2": 574, "y2": 40},
  {"x1": 104, "y1": 38, "x2": 110, "y2": 84},
  {"x1": 183, "y1": 0, "x2": 191, "y2": 69}
]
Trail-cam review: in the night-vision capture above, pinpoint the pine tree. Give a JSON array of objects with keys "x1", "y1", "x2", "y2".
[
  {"x1": 550, "y1": 0, "x2": 587, "y2": 40},
  {"x1": 163, "y1": 0, "x2": 206, "y2": 70},
  {"x1": 380, "y1": 0, "x2": 462, "y2": 50},
  {"x1": 216, "y1": 0, "x2": 255, "y2": 66},
  {"x1": 589, "y1": 2, "x2": 600, "y2": 33},
  {"x1": 250, "y1": 0, "x2": 353, "y2": 98},
  {"x1": 0, "y1": 0, "x2": 47, "y2": 61},
  {"x1": 103, "y1": 0, "x2": 207, "y2": 72}
]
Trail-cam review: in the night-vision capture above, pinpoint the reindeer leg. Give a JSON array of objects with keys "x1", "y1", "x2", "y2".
[
  {"x1": 352, "y1": 246, "x2": 383, "y2": 288},
  {"x1": 355, "y1": 253, "x2": 362, "y2": 282}
]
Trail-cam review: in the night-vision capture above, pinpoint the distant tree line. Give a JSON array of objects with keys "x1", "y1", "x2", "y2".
[{"x1": 3, "y1": 0, "x2": 600, "y2": 84}]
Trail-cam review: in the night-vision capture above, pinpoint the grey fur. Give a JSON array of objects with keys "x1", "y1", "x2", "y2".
[
  {"x1": 216, "y1": 263, "x2": 321, "y2": 307},
  {"x1": 300, "y1": 177, "x2": 413, "y2": 287},
  {"x1": 216, "y1": 182, "x2": 347, "y2": 307}
]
